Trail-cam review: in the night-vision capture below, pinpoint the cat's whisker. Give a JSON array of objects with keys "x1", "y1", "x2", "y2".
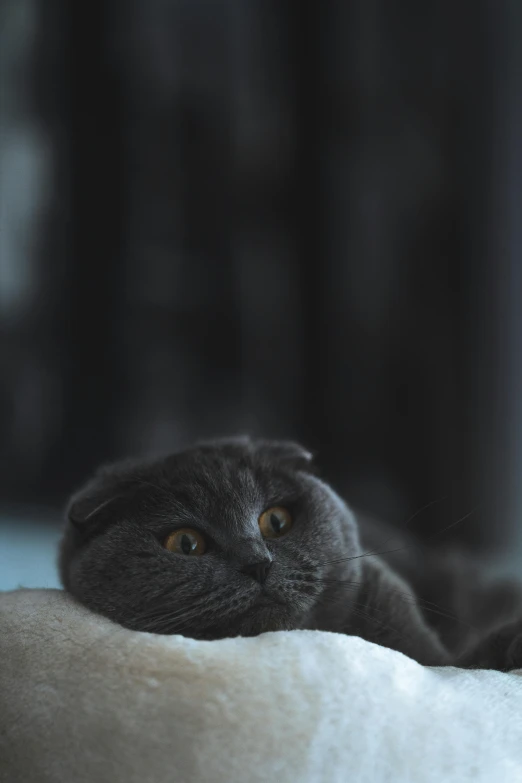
[
  {"x1": 311, "y1": 577, "x2": 477, "y2": 631},
  {"x1": 348, "y1": 603, "x2": 410, "y2": 644},
  {"x1": 138, "y1": 606, "x2": 209, "y2": 634},
  {"x1": 132, "y1": 591, "x2": 206, "y2": 623},
  {"x1": 354, "y1": 496, "x2": 449, "y2": 560},
  {"x1": 131, "y1": 583, "x2": 252, "y2": 634},
  {"x1": 134, "y1": 607, "x2": 198, "y2": 632},
  {"x1": 316, "y1": 506, "x2": 481, "y2": 568},
  {"x1": 401, "y1": 495, "x2": 450, "y2": 531},
  {"x1": 131, "y1": 594, "x2": 214, "y2": 630}
]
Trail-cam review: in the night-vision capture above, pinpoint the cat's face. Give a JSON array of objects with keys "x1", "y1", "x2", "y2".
[{"x1": 59, "y1": 438, "x2": 361, "y2": 638}]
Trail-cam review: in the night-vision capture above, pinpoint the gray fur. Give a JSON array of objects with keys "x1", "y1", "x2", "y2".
[{"x1": 59, "y1": 437, "x2": 522, "y2": 670}]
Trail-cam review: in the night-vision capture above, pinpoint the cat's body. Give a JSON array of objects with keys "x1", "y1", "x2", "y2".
[{"x1": 59, "y1": 437, "x2": 522, "y2": 670}]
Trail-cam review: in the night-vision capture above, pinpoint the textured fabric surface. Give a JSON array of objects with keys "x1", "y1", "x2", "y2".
[{"x1": 1, "y1": 589, "x2": 521, "y2": 783}]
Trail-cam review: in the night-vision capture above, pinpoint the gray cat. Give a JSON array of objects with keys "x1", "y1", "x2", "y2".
[{"x1": 59, "y1": 437, "x2": 522, "y2": 670}]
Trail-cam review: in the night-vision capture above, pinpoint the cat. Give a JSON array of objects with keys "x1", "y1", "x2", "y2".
[{"x1": 58, "y1": 436, "x2": 522, "y2": 670}]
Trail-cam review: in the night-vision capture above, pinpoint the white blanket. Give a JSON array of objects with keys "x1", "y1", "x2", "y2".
[{"x1": 1, "y1": 589, "x2": 521, "y2": 783}]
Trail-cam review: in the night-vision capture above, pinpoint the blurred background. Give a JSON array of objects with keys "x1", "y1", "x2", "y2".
[{"x1": 1, "y1": 0, "x2": 522, "y2": 591}]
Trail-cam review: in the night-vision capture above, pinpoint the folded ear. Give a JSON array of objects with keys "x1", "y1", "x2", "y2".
[
  {"x1": 254, "y1": 439, "x2": 315, "y2": 471},
  {"x1": 66, "y1": 454, "x2": 153, "y2": 529},
  {"x1": 65, "y1": 464, "x2": 135, "y2": 535},
  {"x1": 67, "y1": 488, "x2": 118, "y2": 529}
]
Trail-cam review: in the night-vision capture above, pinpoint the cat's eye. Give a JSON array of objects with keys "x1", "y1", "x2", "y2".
[
  {"x1": 258, "y1": 507, "x2": 293, "y2": 539},
  {"x1": 164, "y1": 528, "x2": 206, "y2": 556}
]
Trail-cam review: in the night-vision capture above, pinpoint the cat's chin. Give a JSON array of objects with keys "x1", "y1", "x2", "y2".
[
  {"x1": 237, "y1": 602, "x2": 300, "y2": 637},
  {"x1": 192, "y1": 601, "x2": 300, "y2": 640}
]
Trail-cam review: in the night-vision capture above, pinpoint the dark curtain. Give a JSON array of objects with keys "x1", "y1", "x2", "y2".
[{"x1": 1, "y1": 0, "x2": 521, "y2": 554}]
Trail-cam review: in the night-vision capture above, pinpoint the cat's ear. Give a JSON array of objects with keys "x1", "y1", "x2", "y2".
[
  {"x1": 254, "y1": 439, "x2": 315, "y2": 471},
  {"x1": 65, "y1": 468, "x2": 130, "y2": 536},
  {"x1": 67, "y1": 488, "x2": 118, "y2": 530},
  {"x1": 65, "y1": 457, "x2": 145, "y2": 532}
]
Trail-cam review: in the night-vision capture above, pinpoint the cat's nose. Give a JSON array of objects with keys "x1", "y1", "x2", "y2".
[{"x1": 242, "y1": 559, "x2": 272, "y2": 584}]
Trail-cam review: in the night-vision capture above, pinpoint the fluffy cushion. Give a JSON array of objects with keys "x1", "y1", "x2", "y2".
[{"x1": 1, "y1": 589, "x2": 521, "y2": 783}]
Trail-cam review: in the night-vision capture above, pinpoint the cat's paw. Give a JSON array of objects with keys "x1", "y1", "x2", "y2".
[
  {"x1": 486, "y1": 619, "x2": 522, "y2": 672},
  {"x1": 459, "y1": 618, "x2": 522, "y2": 671},
  {"x1": 505, "y1": 625, "x2": 522, "y2": 671}
]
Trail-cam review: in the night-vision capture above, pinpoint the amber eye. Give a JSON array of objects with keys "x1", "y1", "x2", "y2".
[
  {"x1": 164, "y1": 528, "x2": 206, "y2": 556},
  {"x1": 258, "y1": 507, "x2": 293, "y2": 539}
]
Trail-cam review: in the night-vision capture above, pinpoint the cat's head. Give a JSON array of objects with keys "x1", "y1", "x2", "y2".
[{"x1": 59, "y1": 437, "x2": 361, "y2": 638}]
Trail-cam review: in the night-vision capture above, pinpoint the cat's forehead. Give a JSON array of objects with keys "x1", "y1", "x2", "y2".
[
  {"x1": 141, "y1": 448, "x2": 297, "y2": 531},
  {"x1": 109, "y1": 444, "x2": 309, "y2": 534},
  {"x1": 158, "y1": 447, "x2": 290, "y2": 504},
  {"x1": 176, "y1": 453, "x2": 259, "y2": 499}
]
